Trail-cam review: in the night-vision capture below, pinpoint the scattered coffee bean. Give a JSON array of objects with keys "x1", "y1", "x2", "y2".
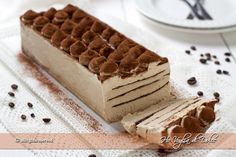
[
  {"x1": 216, "y1": 69, "x2": 222, "y2": 74},
  {"x1": 214, "y1": 61, "x2": 220, "y2": 65},
  {"x1": 190, "y1": 46, "x2": 196, "y2": 51},
  {"x1": 224, "y1": 52, "x2": 231, "y2": 56},
  {"x1": 11, "y1": 84, "x2": 18, "y2": 90},
  {"x1": 199, "y1": 58, "x2": 207, "y2": 64},
  {"x1": 223, "y1": 70, "x2": 229, "y2": 75},
  {"x1": 225, "y1": 58, "x2": 231, "y2": 62},
  {"x1": 212, "y1": 55, "x2": 217, "y2": 59},
  {"x1": 197, "y1": 91, "x2": 204, "y2": 97},
  {"x1": 30, "y1": 113, "x2": 35, "y2": 118},
  {"x1": 213, "y1": 92, "x2": 220, "y2": 98},
  {"x1": 187, "y1": 77, "x2": 197, "y2": 85},
  {"x1": 21, "y1": 114, "x2": 26, "y2": 120},
  {"x1": 200, "y1": 54, "x2": 204, "y2": 57},
  {"x1": 206, "y1": 56, "x2": 211, "y2": 61},
  {"x1": 205, "y1": 53, "x2": 211, "y2": 57},
  {"x1": 185, "y1": 50, "x2": 191, "y2": 55},
  {"x1": 8, "y1": 92, "x2": 15, "y2": 97},
  {"x1": 27, "y1": 102, "x2": 33, "y2": 108},
  {"x1": 42, "y1": 118, "x2": 51, "y2": 123},
  {"x1": 216, "y1": 98, "x2": 220, "y2": 102},
  {"x1": 8, "y1": 102, "x2": 15, "y2": 108},
  {"x1": 88, "y1": 154, "x2": 96, "y2": 157}
]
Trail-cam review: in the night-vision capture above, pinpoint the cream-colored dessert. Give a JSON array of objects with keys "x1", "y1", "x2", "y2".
[
  {"x1": 20, "y1": 4, "x2": 170, "y2": 122},
  {"x1": 122, "y1": 97, "x2": 217, "y2": 146}
]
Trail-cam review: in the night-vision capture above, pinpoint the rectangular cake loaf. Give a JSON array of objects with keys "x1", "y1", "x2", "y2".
[{"x1": 20, "y1": 4, "x2": 170, "y2": 122}]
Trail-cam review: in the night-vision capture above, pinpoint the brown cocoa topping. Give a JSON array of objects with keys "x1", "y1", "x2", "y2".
[
  {"x1": 100, "y1": 60, "x2": 118, "y2": 76},
  {"x1": 88, "y1": 37, "x2": 106, "y2": 51},
  {"x1": 71, "y1": 25, "x2": 84, "y2": 39},
  {"x1": 101, "y1": 27, "x2": 115, "y2": 40},
  {"x1": 41, "y1": 23, "x2": 58, "y2": 39},
  {"x1": 60, "y1": 36, "x2": 76, "y2": 53},
  {"x1": 60, "y1": 19, "x2": 75, "y2": 34},
  {"x1": 78, "y1": 17, "x2": 94, "y2": 30},
  {"x1": 126, "y1": 45, "x2": 145, "y2": 59},
  {"x1": 63, "y1": 4, "x2": 78, "y2": 16},
  {"x1": 138, "y1": 51, "x2": 161, "y2": 67},
  {"x1": 197, "y1": 106, "x2": 215, "y2": 125},
  {"x1": 79, "y1": 49, "x2": 99, "y2": 66},
  {"x1": 99, "y1": 46, "x2": 113, "y2": 58},
  {"x1": 181, "y1": 116, "x2": 203, "y2": 133},
  {"x1": 51, "y1": 29, "x2": 67, "y2": 47},
  {"x1": 89, "y1": 56, "x2": 107, "y2": 74},
  {"x1": 52, "y1": 11, "x2": 68, "y2": 25},
  {"x1": 117, "y1": 39, "x2": 136, "y2": 53},
  {"x1": 109, "y1": 33, "x2": 124, "y2": 48},
  {"x1": 21, "y1": 10, "x2": 39, "y2": 24},
  {"x1": 119, "y1": 55, "x2": 139, "y2": 73},
  {"x1": 91, "y1": 21, "x2": 106, "y2": 34},
  {"x1": 33, "y1": 16, "x2": 49, "y2": 31},
  {"x1": 108, "y1": 52, "x2": 123, "y2": 63},
  {"x1": 82, "y1": 31, "x2": 96, "y2": 44},
  {"x1": 44, "y1": 8, "x2": 57, "y2": 20},
  {"x1": 72, "y1": 9, "x2": 87, "y2": 23},
  {"x1": 70, "y1": 41, "x2": 87, "y2": 58}
]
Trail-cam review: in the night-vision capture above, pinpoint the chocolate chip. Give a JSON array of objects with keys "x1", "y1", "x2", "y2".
[
  {"x1": 30, "y1": 113, "x2": 35, "y2": 118},
  {"x1": 190, "y1": 46, "x2": 196, "y2": 51},
  {"x1": 11, "y1": 84, "x2": 18, "y2": 90},
  {"x1": 21, "y1": 114, "x2": 26, "y2": 120},
  {"x1": 223, "y1": 70, "x2": 229, "y2": 75},
  {"x1": 214, "y1": 61, "x2": 220, "y2": 65},
  {"x1": 224, "y1": 52, "x2": 231, "y2": 56},
  {"x1": 199, "y1": 58, "x2": 207, "y2": 64},
  {"x1": 225, "y1": 58, "x2": 231, "y2": 62},
  {"x1": 8, "y1": 92, "x2": 15, "y2": 97},
  {"x1": 216, "y1": 69, "x2": 222, "y2": 74},
  {"x1": 42, "y1": 118, "x2": 51, "y2": 123},
  {"x1": 88, "y1": 154, "x2": 96, "y2": 157},
  {"x1": 213, "y1": 92, "x2": 220, "y2": 98},
  {"x1": 27, "y1": 102, "x2": 33, "y2": 108},
  {"x1": 197, "y1": 91, "x2": 204, "y2": 97},
  {"x1": 185, "y1": 50, "x2": 191, "y2": 55},
  {"x1": 187, "y1": 77, "x2": 197, "y2": 85},
  {"x1": 8, "y1": 102, "x2": 15, "y2": 108}
]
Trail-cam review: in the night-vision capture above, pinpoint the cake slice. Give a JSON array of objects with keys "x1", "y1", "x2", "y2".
[
  {"x1": 121, "y1": 97, "x2": 217, "y2": 146},
  {"x1": 20, "y1": 4, "x2": 170, "y2": 122}
]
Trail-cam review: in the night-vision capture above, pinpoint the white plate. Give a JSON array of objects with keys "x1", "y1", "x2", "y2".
[{"x1": 135, "y1": 0, "x2": 236, "y2": 33}]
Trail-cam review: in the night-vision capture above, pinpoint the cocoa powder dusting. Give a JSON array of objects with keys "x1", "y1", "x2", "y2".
[{"x1": 17, "y1": 52, "x2": 102, "y2": 131}]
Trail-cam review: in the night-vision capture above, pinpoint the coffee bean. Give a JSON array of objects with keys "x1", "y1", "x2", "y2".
[
  {"x1": 88, "y1": 154, "x2": 96, "y2": 157},
  {"x1": 213, "y1": 92, "x2": 220, "y2": 98},
  {"x1": 212, "y1": 55, "x2": 217, "y2": 59},
  {"x1": 205, "y1": 53, "x2": 211, "y2": 57},
  {"x1": 197, "y1": 91, "x2": 204, "y2": 97},
  {"x1": 216, "y1": 69, "x2": 222, "y2": 74},
  {"x1": 216, "y1": 98, "x2": 220, "y2": 102},
  {"x1": 190, "y1": 46, "x2": 196, "y2": 51},
  {"x1": 185, "y1": 50, "x2": 191, "y2": 55},
  {"x1": 30, "y1": 113, "x2": 35, "y2": 118},
  {"x1": 21, "y1": 114, "x2": 26, "y2": 120},
  {"x1": 8, "y1": 102, "x2": 15, "y2": 108},
  {"x1": 27, "y1": 102, "x2": 33, "y2": 108},
  {"x1": 199, "y1": 58, "x2": 207, "y2": 64},
  {"x1": 11, "y1": 84, "x2": 18, "y2": 90},
  {"x1": 42, "y1": 118, "x2": 51, "y2": 123},
  {"x1": 225, "y1": 58, "x2": 231, "y2": 62},
  {"x1": 187, "y1": 77, "x2": 197, "y2": 85},
  {"x1": 224, "y1": 52, "x2": 231, "y2": 56},
  {"x1": 8, "y1": 92, "x2": 15, "y2": 97},
  {"x1": 206, "y1": 56, "x2": 211, "y2": 61},
  {"x1": 200, "y1": 54, "x2": 204, "y2": 57},
  {"x1": 223, "y1": 70, "x2": 229, "y2": 75},
  {"x1": 214, "y1": 61, "x2": 220, "y2": 65}
]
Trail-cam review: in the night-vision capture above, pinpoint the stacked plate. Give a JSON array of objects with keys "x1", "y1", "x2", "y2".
[{"x1": 135, "y1": 0, "x2": 236, "y2": 33}]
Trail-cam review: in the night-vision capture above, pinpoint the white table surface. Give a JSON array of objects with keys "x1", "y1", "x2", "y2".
[{"x1": 0, "y1": 0, "x2": 235, "y2": 156}]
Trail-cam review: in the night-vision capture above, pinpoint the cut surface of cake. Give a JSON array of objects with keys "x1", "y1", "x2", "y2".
[
  {"x1": 121, "y1": 97, "x2": 217, "y2": 146},
  {"x1": 20, "y1": 4, "x2": 170, "y2": 122}
]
